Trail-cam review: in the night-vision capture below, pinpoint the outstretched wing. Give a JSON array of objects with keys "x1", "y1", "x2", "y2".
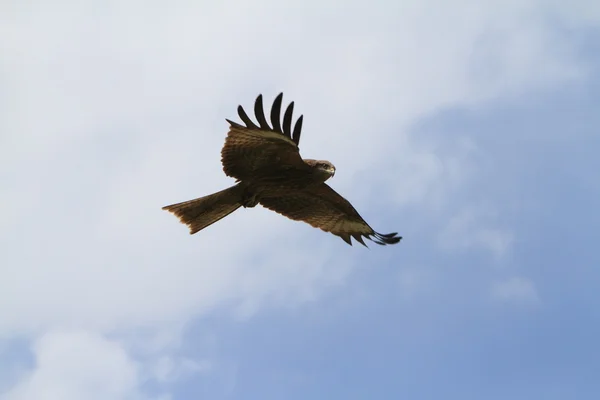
[
  {"x1": 259, "y1": 184, "x2": 402, "y2": 246},
  {"x1": 221, "y1": 93, "x2": 306, "y2": 181}
]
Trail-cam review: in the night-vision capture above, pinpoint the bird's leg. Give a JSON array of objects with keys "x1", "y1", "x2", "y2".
[{"x1": 241, "y1": 186, "x2": 259, "y2": 208}]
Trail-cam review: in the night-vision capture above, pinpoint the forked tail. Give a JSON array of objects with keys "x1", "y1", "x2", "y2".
[{"x1": 162, "y1": 184, "x2": 244, "y2": 234}]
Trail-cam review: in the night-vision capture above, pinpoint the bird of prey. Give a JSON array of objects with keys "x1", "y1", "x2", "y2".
[{"x1": 162, "y1": 93, "x2": 401, "y2": 246}]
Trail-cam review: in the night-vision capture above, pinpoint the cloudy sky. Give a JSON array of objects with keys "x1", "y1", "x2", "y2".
[{"x1": 1, "y1": 1, "x2": 599, "y2": 399}]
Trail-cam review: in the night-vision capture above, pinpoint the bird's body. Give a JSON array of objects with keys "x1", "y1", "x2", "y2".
[{"x1": 162, "y1": 93, "x2": 401, "y2": 246}]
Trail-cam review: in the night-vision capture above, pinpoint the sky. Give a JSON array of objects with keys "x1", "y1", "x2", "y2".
[{"x1": 1, "y1": 1, "x2": 599, "y2": 399}]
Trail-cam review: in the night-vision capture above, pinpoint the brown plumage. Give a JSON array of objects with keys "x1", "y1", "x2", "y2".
[{"x1": 162, "y1": 93, "x2": 401, "y2": 246}]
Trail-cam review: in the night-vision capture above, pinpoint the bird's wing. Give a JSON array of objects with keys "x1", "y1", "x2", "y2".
[
  {"x1": 221, "y1": 93, "x2": 306, "y2": 181},
  {"x1": 259, "y1": 184, "x2": 402, "y2": 246}
]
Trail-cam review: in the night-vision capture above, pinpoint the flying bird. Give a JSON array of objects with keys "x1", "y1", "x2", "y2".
[{"x1": 162, "y1": 93, "x2": 401, "y2": 246}]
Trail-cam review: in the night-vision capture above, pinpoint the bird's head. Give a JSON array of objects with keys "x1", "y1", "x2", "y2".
[{"x1": 305, "y1": 159, "x2": 336, "y2": 181}]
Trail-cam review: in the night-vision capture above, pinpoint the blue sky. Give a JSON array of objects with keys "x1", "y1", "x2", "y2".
[{"x1": 1, "y1": 1, "x2": 599, "y2": 399}]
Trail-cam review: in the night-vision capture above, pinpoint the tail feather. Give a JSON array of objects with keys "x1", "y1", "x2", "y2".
[{"x1": 162, "y1": 184, "x2": 244, "y2": 234}]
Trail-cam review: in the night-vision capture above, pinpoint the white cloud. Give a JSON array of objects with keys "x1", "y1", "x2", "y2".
[
  {"x1": 0, "y1": 0, "x2": 596, "y2": 397},
  {"x1": 152, "y1": 356, "x2": 211, "y2": 383},
  {"x1": 491, "y1": 277, "x2": 541, "y2": 306},
  {"x1": 1, "y1": 330, "x2": 165, "y2": 400},
  {"x1": 438, "y1": 207, "x2": 514, "y2": 258}
]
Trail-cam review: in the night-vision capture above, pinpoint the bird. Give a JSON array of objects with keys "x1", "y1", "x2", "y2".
[{"x1": 162, "y1": 93, "x2": 401, "y2": 246}]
